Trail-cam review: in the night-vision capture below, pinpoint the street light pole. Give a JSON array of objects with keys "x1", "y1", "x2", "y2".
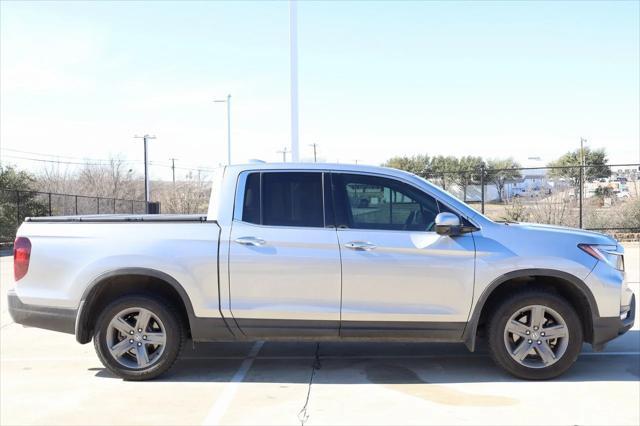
[
  {"x1": 214, "y1": 94, "x2": 232, "y2": 165},
  {"x1": 134, "y1": 134, "x2": 156, "y2": 213}
]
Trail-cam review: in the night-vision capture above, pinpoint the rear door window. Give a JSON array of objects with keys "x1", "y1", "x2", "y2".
[{"x1": 240, "y1": 172, "x2": 325, "y2": 228}]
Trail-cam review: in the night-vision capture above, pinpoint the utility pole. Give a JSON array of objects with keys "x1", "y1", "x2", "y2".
[
  {"x1": 134, "y1": 134, "x2": 156, "y2": 213},
  {"x1": 277, "y1": 147, "x2": 290, "y2": 162},
  {"x1": 289, "y1": 0, "x2": 299, "y2": 162},
  {"x1": 170, "y1": 158, "x2": 177, "y2": 186},
  {"x1": 308, "y1": 143, "x2": 318, "y2": 162},
  {"x1": 214, "y1": 94, "x2": 232, "y2": 165}
]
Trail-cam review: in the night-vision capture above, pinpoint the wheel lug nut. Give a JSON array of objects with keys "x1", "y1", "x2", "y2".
[
  {"x1": 137, "y1": 342, "x2": 142, "y2": 346},
  {"x1": 129, "y1": 330, "x2": 134, "y2": 335},
  {"x1": 541, "y1": 332, "x2": 545, "y2": 337},
  {"x1": 143, "y1": 335, "x2": 147, "y2": 340},
  {"x1": 537, "y1": 340, "x2": 542, "y2": 345},
  {"x1": 138, "y1": 328, "x2": 142, "y2": 332},
  {"x1": 526, "y1": 330, "x2": 530, "y2": 335},
  {"x1": 533, "y1": 326, "x2": 539, "y2": 331},
  {"x1": 527, "y1": 339, "x2": 532, "y2": 344},
  {"x1": 129, "y1": 339, "x2": 133, "y2": 343}
]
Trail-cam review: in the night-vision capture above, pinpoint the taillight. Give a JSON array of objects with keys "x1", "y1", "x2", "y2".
[{"x1": 13, "y1": 237, "x2": 31, "y2": 281}]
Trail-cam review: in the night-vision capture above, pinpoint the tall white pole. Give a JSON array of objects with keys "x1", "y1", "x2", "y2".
[
  {"x1": 289, "y1": 0, "x2": 299, "y2": 162},
  {"x1": 227, "y1": 94, "x2": 232, "y2": 165}
]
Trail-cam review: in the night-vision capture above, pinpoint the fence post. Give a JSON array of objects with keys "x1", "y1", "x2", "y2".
[
  {"x1": 131, "y1": 200, "x2": 134, "y2": 214},
  {"x1": 578, "y1": 165, "x2": 583, "y2": 229},
  {"x1": 48, "y1": 192, "x2": 52, "y2": 216},
  {"x1": 113, "y1": 198, "x2": 116, "y2": 214},
  {"x1": 97, "y1": 197, "x2": 100, "y2": 214},
  {"x1": 75, "y1": 195, "x2": 78, "y2": 215},
  {"x1": 480, "y1": 164, "x2": 485, "y2": 214}
]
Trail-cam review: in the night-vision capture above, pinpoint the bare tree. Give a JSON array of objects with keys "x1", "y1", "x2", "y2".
[
  {"x1": 75, "y1": 156, "x2": 141, "y2": 199},
  {"x1": 159, "y1": 170, "x2": 211, "y2": 214},
  {"x1": 38, "y1": 163, "x2": 77, "y2": 194}
]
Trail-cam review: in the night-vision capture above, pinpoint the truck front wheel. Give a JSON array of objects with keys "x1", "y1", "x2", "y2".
[
  {"x1": 93, "y1": 294, "x2": 185, "y2": 380},
  {"x1": 487, "y1": 289, "x2": 583, "y2": 380}
]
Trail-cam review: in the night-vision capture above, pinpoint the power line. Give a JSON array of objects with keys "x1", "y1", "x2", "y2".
[
  {"x1": 1, "y1": 148, "x2": 136, "y2": 164},
  {"x1": 1, "y1": 152, "x2": 216, "y2": 173},
  {"x1": 0, "y1": 154, "x2": 110, "y2": 167}
]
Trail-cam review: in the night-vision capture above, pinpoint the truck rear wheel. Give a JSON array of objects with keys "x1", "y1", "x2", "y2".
[
  {"x1": 93, "y1": 294, "x2": 184, "y2": 380},
  {"x1": 487, "y1": 289, "x2": 583, "y2": 380}
]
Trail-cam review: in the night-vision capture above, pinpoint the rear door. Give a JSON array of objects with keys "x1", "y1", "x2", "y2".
[
  {"x1": 228, "y1": 171, "x2": 341, "y2": 337},
  {"x1": 332, "y1": 172, "x2": 476, "y2": 339}
]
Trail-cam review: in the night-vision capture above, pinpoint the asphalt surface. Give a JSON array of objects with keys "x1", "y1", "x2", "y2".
[{"x1": 1, "y1": 244, "x2": 639, "y2": 425}]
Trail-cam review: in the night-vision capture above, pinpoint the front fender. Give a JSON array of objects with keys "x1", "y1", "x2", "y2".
[{"x1": 462, "y1": 268, "x2": 599, "y2": 351}]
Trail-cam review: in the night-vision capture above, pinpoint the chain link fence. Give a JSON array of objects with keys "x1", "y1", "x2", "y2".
[
  {"x1": 423, "y1": 163, "x2": 640, "y2": 238},
  {"x1": 1, "y1": 189, "x2": 148, "y2": 244}
]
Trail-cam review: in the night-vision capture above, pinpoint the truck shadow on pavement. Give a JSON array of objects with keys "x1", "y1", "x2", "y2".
[{"x1": 92, "y1": 330, "x2": 640, "y2": 384}]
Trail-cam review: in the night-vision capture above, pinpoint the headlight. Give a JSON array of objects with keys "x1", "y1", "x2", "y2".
[{"x1": 578, "y1": 244, "x2": 624, "y2": 271}]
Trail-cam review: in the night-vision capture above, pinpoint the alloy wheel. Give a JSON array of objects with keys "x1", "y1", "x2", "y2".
[
  {"x1": 106, "y1": 307, "x2": 167, "y2": 369},
  {"x1": 503, "y1": 304, "x2": 569, "y2": 368}
]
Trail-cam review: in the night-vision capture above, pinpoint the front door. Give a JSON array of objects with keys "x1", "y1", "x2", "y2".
[
  {"x1": 228, "y1": 171, "x2": 342, "y2": 337},
  {"x1": 332, "y1": 172, "x2": 476, "y2": 339}
]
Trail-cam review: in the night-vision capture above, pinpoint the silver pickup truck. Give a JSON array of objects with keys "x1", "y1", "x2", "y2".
[{"x1": 8, "y1": 163, "x2": 635, "y2": 380}]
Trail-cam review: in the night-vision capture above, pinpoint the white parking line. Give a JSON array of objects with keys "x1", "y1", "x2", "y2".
[{"x1": 202, "y1": 340, "x2": 264, "y2": 426}]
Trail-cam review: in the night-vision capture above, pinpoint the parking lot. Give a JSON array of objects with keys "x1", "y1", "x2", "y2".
[{"x1": 1, "y1": 244, "x2": 639, "y2": 426}]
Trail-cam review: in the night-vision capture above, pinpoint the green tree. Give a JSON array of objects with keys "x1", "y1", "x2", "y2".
[
  {"x1": 456, "y1": 156, "x2": 484, "y2": 201},
  {"x1": 548, "y1": 147, "x2": 610, "y2": 186},
  {"x1": 593, "y1": 185, "x2": 615, "y2": 206},
  {"x1": 383, "y1": 154, "x2": 431, "y2": 178},
  {"x1": 0, "y1": 165, "x2": 48, "y2": 243},
  {"x1": 486, "y1": 158, "x2": 523, "y2": 202},
  {"x1": 429, "y1": 155, "x2": 460, "y2": 190}
]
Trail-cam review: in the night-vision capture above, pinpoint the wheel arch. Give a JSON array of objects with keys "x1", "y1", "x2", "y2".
[
  {"x1": 75, "y1": 268, "x2": 199, "y2": 344},
  {"x1": 463, "y1": 268, "x2": 599, "y2": 351}
]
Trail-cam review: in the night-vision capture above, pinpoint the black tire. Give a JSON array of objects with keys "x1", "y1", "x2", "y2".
[
  {"x1": 93, "y1": 294, "x2": 185, "y2": 381},
  {"x1": 487, "y1": 289, "x2": 583, "y2": 380}
]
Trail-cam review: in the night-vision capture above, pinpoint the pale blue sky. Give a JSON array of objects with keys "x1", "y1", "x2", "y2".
[{"x1": 1, "y1": 0, "x2": 638, "y2": 180}]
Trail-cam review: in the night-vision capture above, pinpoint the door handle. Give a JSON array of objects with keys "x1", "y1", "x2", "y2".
[
  {"x1": 234, "y1": 236, "x2": 266, "y2": 246},
  {"x1": 344, "y1": 241, "x2": 377, "y2": 251}
]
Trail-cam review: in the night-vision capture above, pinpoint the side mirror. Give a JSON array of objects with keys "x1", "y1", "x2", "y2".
[{"x1": 435, "y1": 212, "x2": 461, "y2": 236}]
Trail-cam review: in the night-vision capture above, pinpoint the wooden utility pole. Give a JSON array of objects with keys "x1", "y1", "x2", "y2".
[
  {"x1": 277, "y1": 147, "x2": 290, "y2": 162},
  {"x1": 308, "y1": 143, "x2": 318, "y2": 162},
  {"x1": 170, "y1": 158, "x2": 177, "y2": 185}
]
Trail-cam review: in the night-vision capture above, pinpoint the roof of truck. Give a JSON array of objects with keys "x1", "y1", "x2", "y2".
[{"x1": 225, "y1": 162, "x2": 411, "y2": 176}]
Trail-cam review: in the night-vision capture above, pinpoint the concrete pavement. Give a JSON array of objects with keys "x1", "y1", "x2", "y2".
[{"x1": 1, "y1": 243, "x2": 639, "y2": 425}]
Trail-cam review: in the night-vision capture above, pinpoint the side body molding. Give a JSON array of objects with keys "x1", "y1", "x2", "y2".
[
  {"x1": 75, "y1": 267, "x2": 235, "y2": 343},
  {"x1": 462, "y1": 268, "x2": 599, "y2": 351}
]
